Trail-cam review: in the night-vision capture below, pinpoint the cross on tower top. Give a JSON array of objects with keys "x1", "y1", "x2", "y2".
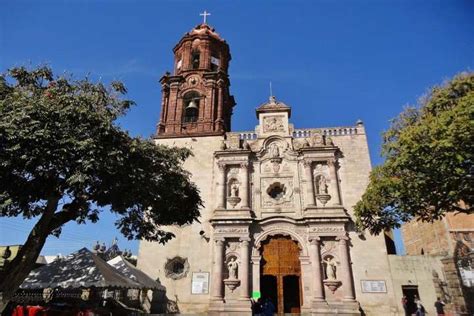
[{"x1": 199, "y1": 10, "x2": 211, "y2": 24}]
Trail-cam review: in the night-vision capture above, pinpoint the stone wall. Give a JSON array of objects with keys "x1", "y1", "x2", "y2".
[
  {"x1": 331, "y1": 128, "x2": 398, "y2": 316},
  {"x1": 137, "y1": 135, "x2": 223, "y2": 314},
  {"x1": 402, "y1": 213, "x2": 474, "y2": 256}
]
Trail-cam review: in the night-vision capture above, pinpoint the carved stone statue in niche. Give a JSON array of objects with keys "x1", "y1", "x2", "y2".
[
  {"x1": 230, "y1": 182, "x2": 239, "y2": 197},
  {"x1": 315, "y1": 174, "x2": 331, "y2": 206},
  {"x1": 224, "y1": 256, "x2": 241, "y2": 292},
  {"x1": 227, "y1": 257, "x2": 239, "y2": 280},
  {"x1": 323, "y1": 256, "x2": 337, "y2": 280},
  {"x1": 269, "y1": 143, "x2": 280, "y2": 158},
  {"x1": 227, "y1": 179, "x2": 241, "y2": 207},
  {"x1": 317, "y1": 175, "x2": 328, "y2": 194}
]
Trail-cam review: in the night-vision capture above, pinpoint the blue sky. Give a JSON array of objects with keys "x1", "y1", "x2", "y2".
[{"x1": 1, "y1": 0, "x2": 473, "y2": 256}]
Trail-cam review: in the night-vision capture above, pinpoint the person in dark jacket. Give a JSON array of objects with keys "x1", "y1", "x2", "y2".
[
  {"x1": 262, "y1": 298, "x2": 275, "y2": 316},
  {"x1": 434, "y1": 297, "x2": 446, "y2": 316}
]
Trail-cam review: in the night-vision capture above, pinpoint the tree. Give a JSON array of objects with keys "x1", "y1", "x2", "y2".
[
  {"x1": 0, "y1": 67, "x2": 202, "y2": 309},
  {"x1": 354, "y1": 72, "x2": 474, "y2": 234}
]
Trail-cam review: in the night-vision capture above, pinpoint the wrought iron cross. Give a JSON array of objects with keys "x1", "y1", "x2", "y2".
[{"x1": 200, "y1": 10, "x2": 211, "y2": 24}]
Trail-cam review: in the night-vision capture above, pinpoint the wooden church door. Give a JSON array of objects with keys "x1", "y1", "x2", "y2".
[{"x1": 261, "y1": 236, "x2": 302, "y2": 314}]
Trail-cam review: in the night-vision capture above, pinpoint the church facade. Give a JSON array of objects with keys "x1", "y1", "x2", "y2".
[{"x1": 138, "y1": 22, "x2": 398, "y2": 315}]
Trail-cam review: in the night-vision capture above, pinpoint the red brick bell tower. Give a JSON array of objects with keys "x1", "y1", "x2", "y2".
[{"x1": 156, "y1": 20, "x2": 235, "y2": 138}]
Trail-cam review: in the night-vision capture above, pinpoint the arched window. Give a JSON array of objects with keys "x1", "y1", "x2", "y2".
[
  {"x1": 183, "y1": 92, "x2": 200, "y2": 123},
  {"x1": 191, "y1": 50, "x2": 200, "y2": 69}
]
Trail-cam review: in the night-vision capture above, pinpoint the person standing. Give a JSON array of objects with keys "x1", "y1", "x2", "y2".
[
  {"x1": 434, "y1": 297, "x2": 446, "y2": 316},
  {"x1": 414, "y1": 295, "x2": 426, "y2": 316},
  {"x1": 401, "y1": 295, "x2": 409, "y2": 316},
  {"x1": 262, "y1": 297, "x2": 276, "y2": 316}
]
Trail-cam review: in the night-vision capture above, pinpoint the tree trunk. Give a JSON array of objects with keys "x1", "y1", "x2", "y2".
[{"x1": 0, "y1": 195, "x2": 59, "y2": 312}]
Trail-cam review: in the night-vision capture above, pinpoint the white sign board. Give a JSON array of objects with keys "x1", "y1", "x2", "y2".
[
  {"x1": 361, "y1": 280, "x2": 387, "y2": 293},
  {"x1": 191, "y1": 272, "x2": 209, "y2": 294}
]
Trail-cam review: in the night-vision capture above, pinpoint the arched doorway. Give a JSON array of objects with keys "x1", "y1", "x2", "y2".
[{"x1": 261, "y1": 235, "x2": 301, "y2": 314}]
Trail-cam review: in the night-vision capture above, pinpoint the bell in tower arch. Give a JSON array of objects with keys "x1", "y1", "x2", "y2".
[{"x1": 183, "y1": 92, "x2": 200, "y2": 123}]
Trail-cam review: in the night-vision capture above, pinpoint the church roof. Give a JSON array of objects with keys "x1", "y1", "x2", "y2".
[{"x1": 256, "y1": 96, "x2": 291, "y2": 118}]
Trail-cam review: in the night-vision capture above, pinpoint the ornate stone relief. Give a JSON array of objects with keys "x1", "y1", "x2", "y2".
[
  {"x1": 309, "y1": 133, "x2": 325, "y2": 147},
  {"x1": 215, "y1": 227, "x2": 249, "y2": 234},
  {"x1": 261, "y1": 160, "x2": 291, "y2": 174},
  {"x1": 227, "y1": 166, "x2": 240, "y2": 176},
  {"x1": 263, "y1": 115, "x2": 285, "y2": 133},
  {"x1": 309, "y1": 226, "x2": 345, "y2": 234},
  {"x1": 261, "y1": 178, "x2": 294, "y2": 208},
  {"x1": 226, "y1": 134, "x2": 241, "y2": 150},
  {"x1": 226, "y1": 240, "x2": 241, "y2": 253},
  {"x1": 320, "y1": 239, "x2": 337, "y2": 257},
  {"x1": 293, "y1": 138, "x2": 309, "y2": 150}
]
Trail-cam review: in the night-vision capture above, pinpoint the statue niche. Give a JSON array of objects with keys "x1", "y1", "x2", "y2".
[
  {"x1": 227, "y1": 178, "x2": 241, "y2": 208},
  {"x1": 323, "y1": 255, "x2": 337, "y2": 281},
  {"x1": 322, "y1": 255, "x2": 342, "y2": 293},
  {"x1": 267, "y1": 142, "x2": 283, "y2": 173},
  {"x1": 314, "y1": 174, "x2": 331, "y2": 206},
  {"x1": 224, "y1": 256, "x2": 240, "y2": 292}
]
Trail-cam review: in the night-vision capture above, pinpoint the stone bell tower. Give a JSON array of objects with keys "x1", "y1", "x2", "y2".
[{"x1": 156, "y1": 21, "x2": 235, "y2": 138}]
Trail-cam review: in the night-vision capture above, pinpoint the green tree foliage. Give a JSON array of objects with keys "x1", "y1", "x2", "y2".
[
  {"x1": 355, "y1": 72, "x2": 474, "y2": 234},
  {"x1": 0, "y1": 67, "x2": 202, "y2": 308}
]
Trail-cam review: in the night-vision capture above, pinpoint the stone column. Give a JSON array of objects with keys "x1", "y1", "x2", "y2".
[
  {"x1": 251, "y1": 255, "x2": 261, "y2": 295},
  {"x1": 239, "y1": 239, "x2": 251, "y2": 300},
  {"x1": 310, "y1": 238, "x2": 325, "y2": 302},
  {"x1": 217, "y1": 162, "x2": 226, "y2": 209},
  {"x1": 211, "y1": 239, "x2": 225, "y2": 301},
  {"x1": 303, "y1": 160, "x2": 316, "y2": 206},
  {"x1": 240, "y1": 162, "x2": 249, "y2": 209},
  {"x1": 327, "y1": 159, "x2": 341, "y2": 205},
  {"x1": 337, "y1": 236, "x2": 355, "y2": 301}
]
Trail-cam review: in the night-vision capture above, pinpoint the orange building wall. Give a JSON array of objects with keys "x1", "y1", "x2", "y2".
[{"x1": 401, "y1": 212, "x2": 474, "y2": 256}]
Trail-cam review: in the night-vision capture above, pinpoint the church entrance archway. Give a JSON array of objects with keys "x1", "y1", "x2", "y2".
[{"x1": 260, "y1": 235, "x2": 301, "y2": 314}]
